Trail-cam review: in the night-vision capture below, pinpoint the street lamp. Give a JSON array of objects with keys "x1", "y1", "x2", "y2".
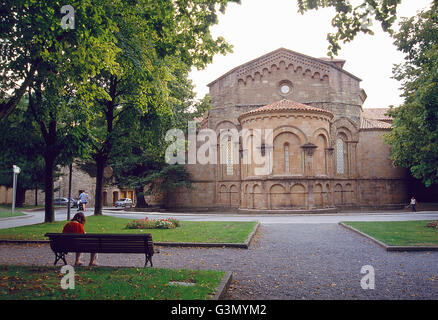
[{"x1": 12, "y1": 165, "x2": 21, "y2": 216}]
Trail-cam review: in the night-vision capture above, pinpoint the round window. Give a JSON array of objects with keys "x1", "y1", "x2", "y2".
[{"x1": 280, "y1": 84, "x2": 290, "y2": 94}]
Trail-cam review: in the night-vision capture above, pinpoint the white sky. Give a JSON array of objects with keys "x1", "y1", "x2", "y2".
[{"x1": 188, "y1": 0, "x2": 433, "y2": 109}]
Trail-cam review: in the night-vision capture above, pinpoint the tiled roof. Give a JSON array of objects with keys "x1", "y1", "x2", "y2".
[
  {"x1": 238, "y1": 99, "x2": 334, "y2": 121},
  {"x1": 362, "y1": 108, "x2": 392, "y2": 122},
  {"x1": 360, "y1": 117, "x2": 392, "y2": 130}
]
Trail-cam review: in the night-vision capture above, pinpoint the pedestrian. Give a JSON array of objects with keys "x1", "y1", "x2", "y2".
[
  {"x1": 78, "y1": 190, "x2": 89, "y2": 211},
  {"x1": 410, "y1": 196, "x2": 417, "y2": 212},
  {"x1": 62, "y1": 212, "x2": 98, "y2": 266}
]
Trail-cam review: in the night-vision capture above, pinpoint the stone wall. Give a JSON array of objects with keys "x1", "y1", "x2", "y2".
[
  {"x1": 208, "y1": 48, "x2": 364, "y2": 130},
  {"x1": 23, "y1": 162, "x2": 136, "y2": 207},
  {"x1": 0, "y1": 186, "x2": 13, "y2": 204}
]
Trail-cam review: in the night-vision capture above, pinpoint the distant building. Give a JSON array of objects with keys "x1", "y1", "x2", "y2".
[
  {"x1": 165, "y1": 48, "x2": 415, "y2": 211},
  {"x1": 0, "y1": 162, "x2": 135, "y2": 208}
]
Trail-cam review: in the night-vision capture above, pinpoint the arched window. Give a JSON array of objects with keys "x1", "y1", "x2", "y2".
[
  {"x1": 273, "y1": 132, "x2": 302, "y2": 175},
  {"x1": 284, "y1": 144, "x2": 290, "y2": 173},
  {"x1": 314, "y1": 134, "x2": 328, "y2": 176},
  {"x1": 336, "y1": 138, "x2": 344, "y2": 174},
  {"x1": 226, "y1": 137, "x2": 233, "y2": 175}
]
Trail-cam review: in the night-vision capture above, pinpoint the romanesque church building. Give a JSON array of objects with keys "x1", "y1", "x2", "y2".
[{"x1": 166, "y1": 48, "x2": 412, "y2": 212}]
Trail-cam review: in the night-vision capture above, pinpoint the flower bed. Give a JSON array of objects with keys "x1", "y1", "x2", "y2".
[
  {"x1": 126, "y1": 217, "x2": 181, "y2": 230},
  {"x1": 426, "y1": 221, "x2": 438, "y2": 230}
]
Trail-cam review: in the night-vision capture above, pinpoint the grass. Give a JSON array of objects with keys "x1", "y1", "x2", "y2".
[
  {"x1": 0, "y1": 204, "x2": 43, "y2": 210},
  {"x1": 0, "y1": 265, "x2": 225, "y2": 300},
  {"x1": 0, "y1": 209, "x2": 26, "y2": 218},
  {"x1": 342, "y1": 220, "x2": 438, "y2": 246},
  {"x1": 0, "y1": 215, "x2": 258, "y2": 243}
]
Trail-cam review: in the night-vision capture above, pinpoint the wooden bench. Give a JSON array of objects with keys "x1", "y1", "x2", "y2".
[{"x1": 44, "y1": 233, "x2": 154, "y2": 267}]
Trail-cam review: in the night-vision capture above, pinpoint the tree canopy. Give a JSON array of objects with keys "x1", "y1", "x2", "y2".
[
  {"x1": 73, "y1": 0, "x2": 238, "y2": 215},
  {"x1": 384, "y1": 3, "x2": 438, "y2": 187},
  {"x1": 0, "y1": 0, "x2": 121, "y2": 119},
  {"x1": 297, "y1": 0, "x2": 436, "y2": 56}
]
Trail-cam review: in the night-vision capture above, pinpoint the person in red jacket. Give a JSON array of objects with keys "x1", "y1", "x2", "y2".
[{"x1": 62, "y1": 212, "x2": 98, "y2": 266}]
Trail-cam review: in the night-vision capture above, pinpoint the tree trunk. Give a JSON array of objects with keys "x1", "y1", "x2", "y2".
[
  {"x1": 93, "y1": 75, "x2": 117, "y2": 216},
  {"x1": 135, "y1": 187, "x2": 148, "y2": 208},
  {"x1": 44, "y1": 153, "x2": 55, "y2": 222},
  {"x1": 94, "y1": 155, "x2": 106, "y2": 216},
  {"x1": 16, "y1": 188, "x2": 26, "y2": 207}
]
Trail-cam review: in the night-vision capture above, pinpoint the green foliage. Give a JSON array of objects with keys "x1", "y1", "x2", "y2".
[
  {"x1": 343, "y1": 220, "x2": 438, "y2": 246},
  {"x1": 384, "y1": 3, "x2": 438, "y2": 187},
  {"x1": 0, "y1": 0, "x2": 120, "y2": 118},
  {"x1": 1, "y1": 0, "x2": 124, "y2": 220},
  {"x1": 297, "y1": 0, "x2": 403, "y2": 56},
  {"x1": 125, "y1": 217, "x2": 180, "y2": 229},
  {"x1": 1, "y1": 0, "x2": 237, "y2": 216},
  {"x1": 0, "y1": 215, "x2": 258, "y2": 244},
  {"x1": 0, "y1": 100, "x2": 45, "y2": 192},
  {"x1": 84, "y1": 0, "x2": 235, "y2": 214},
  {"x1": 0, "y1": 265, "x2": 225, "y2": 300}
]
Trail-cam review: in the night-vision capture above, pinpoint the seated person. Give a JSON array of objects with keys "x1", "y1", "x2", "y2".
[{"x1": 62, "y1": 212, "x2": 98, "y2": 266}]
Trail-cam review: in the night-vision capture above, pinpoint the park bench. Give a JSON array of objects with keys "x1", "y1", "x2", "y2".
[{"x1": 44, "y1": 233, "x2": 154, "y2": 267}]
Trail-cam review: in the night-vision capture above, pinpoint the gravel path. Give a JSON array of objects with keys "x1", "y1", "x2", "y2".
[{"x1": 1, "y1": 223, "x2": 437, "y2": 300}]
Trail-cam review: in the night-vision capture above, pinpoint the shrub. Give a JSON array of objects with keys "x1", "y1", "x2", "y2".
[
  {"x1": 167, "y1": 217, "x2": 181, "y2": 227},
  {"x1": 426, "y1": 221, "x2": 438, "y2": 229},
  {"x1": 156, "y1": 219, "x2": 176, "y2": 229},
  {"x1": 125, "y1": 218, "x2": 157, "y2": 229},
  {"x1": 125, "y1": 217, "x2": 180, "y2": 230}
]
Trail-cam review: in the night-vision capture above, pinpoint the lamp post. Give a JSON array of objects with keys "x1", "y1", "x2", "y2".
[
  {"x1": 12, "y1": 165, "x2": 21, "y2": 216},
  {"x1": 67, "y1": 163, "x2": 72, "y2": 221}
]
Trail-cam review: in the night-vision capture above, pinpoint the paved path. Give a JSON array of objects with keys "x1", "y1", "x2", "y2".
[
  {"x1": 2, "y1": 208, "x2": 438, "y2": 229},
  {"x1": 0, "y1": 218, "x2": 437, "y2": 299},
  {"x1": 104, "y1": 210, "x2": 438, "y2": 224}
]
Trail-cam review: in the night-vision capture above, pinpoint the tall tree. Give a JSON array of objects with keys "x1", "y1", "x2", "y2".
[
  {"x1": 1, "y1": 1, "x2": 122, "y2": 221},
  {"x1": 0, "y1": 98, "x2": 45, "y2": 206},
  {"x1": 86, "y1": 0, "x2": 238, "y2": 215},
  {"x1": 109, "y1": 67, "x2": 206, "y2": 208},
  {"x1": 384, "y1": 3, "x2": 438, "y2": 187}
]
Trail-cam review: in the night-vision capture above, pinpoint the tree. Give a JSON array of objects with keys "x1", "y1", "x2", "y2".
[
  {"x1": 85, "y1": 0, "x2": 238, "y2": 215},
  {"x1": 1, "y1": 0, "x2": 122, "y2": 222},
  {"x1": 0, "y1": 99, "x2": 45, "y2": 206},
  {"x1": 0, "y1": 0, "x2": 120, "y2": 119},
  {"x1": 297, "y1": 0, "x2": 430, "y2": 56},
  {"x1": 109, "y1": 71, "x2": 204, "y2": 208},
  {"x1": 384, "y1": 3, "x2": 438, "y2": 187}
]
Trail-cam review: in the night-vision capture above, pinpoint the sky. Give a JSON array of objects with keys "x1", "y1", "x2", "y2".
[{"x1": 188, "y1": 0, "x2": 433, "y2": 109}]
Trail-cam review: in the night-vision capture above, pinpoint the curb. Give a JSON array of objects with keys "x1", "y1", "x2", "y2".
[
  {"x1": 0, "y1": 214, "x2": 33, "y2": 221},
  {"x1": 0, "y1": 239, "x2": 48, "y2": 244},
  {"x1": 0, "y1": 222, "x2": 260, "y2": 249},
  {"x1": 154, "y1": 242, "x2": 248, "y2": 249},
  {"x1": 211, "y1": 271, "x2": 233, "y2": 300},
  {"x1": 245, "y1": 222, "x2": 260, "y2": 247},
  {"x1": 339, "y1": 222, "x2": 438, "y2": 251}
]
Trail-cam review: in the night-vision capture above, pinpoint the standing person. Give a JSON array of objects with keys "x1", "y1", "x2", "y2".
[
  {"x1": 410, "y1": 196, "x2": 417, "y2": 212},
  {"x1": 62, "y1": 212, "x2": 98, "y2": 266},
  {"x1": 78, "y1": 190, "x2": 89, "y2": 211}
]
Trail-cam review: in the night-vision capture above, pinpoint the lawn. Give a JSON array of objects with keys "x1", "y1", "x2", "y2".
[
  {"x1": 0, "y1": 215, "x2": 258, "y2": 244},
  {"x1": 342, "y1": 220, "x2": 438, "y2": 246},
  {"x1": 0, "y1": 265, "x2": 225, "y2": 300},
  {"x1": 0, "y1": 209, "x2": 26, "y2": 218}
]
